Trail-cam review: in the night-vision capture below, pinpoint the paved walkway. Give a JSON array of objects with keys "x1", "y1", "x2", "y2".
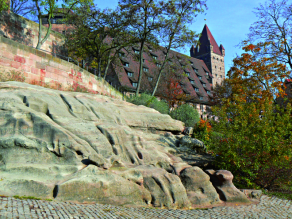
[{"x1": 0, "y1": 195, "x2": 291, "y2": 219}]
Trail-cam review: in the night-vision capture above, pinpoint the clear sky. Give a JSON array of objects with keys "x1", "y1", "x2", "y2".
[{"x1": 96, "y1": 0, "x2": 266, "y2": 75}]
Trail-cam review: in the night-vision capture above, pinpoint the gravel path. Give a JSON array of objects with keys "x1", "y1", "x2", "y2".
[{"x1": 0, "y1": 195, "x2": 291, "y2": 219}]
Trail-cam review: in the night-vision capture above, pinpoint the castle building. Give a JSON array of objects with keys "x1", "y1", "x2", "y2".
[{"x1": 190, "y1": 24, "x2": 225, "y2": 86}]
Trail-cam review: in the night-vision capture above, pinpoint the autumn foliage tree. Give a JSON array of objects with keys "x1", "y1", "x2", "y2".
[{"x1": 210, "y1": 44, "x2": 292, "y2": 190}]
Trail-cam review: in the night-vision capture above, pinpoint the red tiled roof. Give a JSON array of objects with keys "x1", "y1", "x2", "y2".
[{"x1": 107, "y1": 43, "x2": 214, "y2": 104}]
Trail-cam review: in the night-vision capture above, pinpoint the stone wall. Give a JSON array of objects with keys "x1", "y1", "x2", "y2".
[
  {"x1": 0, "y1": 12, "x2": 65, "y2": 54},
  {"x1": 0, "y1": 35, "x2": 123, "y2": 99}
]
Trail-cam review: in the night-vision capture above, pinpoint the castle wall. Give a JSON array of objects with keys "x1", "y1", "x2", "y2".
[
  {"x1": 210, "y1": 52, "x2": 225, "y2": 86},
  {"x1": 0, "y1": 12, "x2": 65, "y2": 54},
  {"x1": 0, "y1": 35, "x2": 123, "y2": 99}
]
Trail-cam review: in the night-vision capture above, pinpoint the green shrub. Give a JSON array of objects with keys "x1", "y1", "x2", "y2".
[
  {"x1": 127, "y1": 93, "x2": 169, "y2": 114},
  {"x1": 169, "y1": 104, "x2": 200, "y2": 127}
]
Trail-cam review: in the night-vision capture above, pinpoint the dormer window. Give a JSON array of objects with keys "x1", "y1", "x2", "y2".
[
  {"x1": 207, "y1": 90, "x2": 211, "y2": 94},
  {"x1": 143, "y1": 67, "x2": 149, "y2": 72},
  {"x1": 198, "y1": 75, "x2": 202, "y2": 79},
  {"x1": 143, "y1": 59, "x2": 145, "y2": 63},
  {"x1": 186, "y1": 94, "x2": 190, "y2": 97},
  {"x1": 134, "y1": 49, "x2": 139, "y2": 54},
  {"x1": 156, "y1": 63, "x2": 161, "y2": 68},
  {"x1": 185, "y1": 72, "x2": 190, "y2": 77},
  {"x1": 191, "y1": 62, "x2": 194, "y2": 66},
  {"x1": 206, "y1": 71, "x2": 209, "y2": 75},
  {"x1": 132, "y1": 82, "x2": 137, "y2": 87},
  {"x1": 195, "y1": 88, "x2": 199, "y2": 92},
  {"x1": 203, "y1": 83, "x2": 206, "y2": 87},
  {"x1": 148, "y1": 47, "x2": 153, "y2": 51},
  {"x1": 193, "y1": 67, "x2": 198, "y2": 73},
  {"x1": 148, "y1": 77, "x2": 153, "y2": 81},
  {"x1": 199, "y1": 96, "x2": 203, "y2": 100},
  {"x1": 123, "y1": 62, "x2": 129, "y2": 67},
  {"x1": 127, "y1": 71, "x2": 133, "y2": 77},
  {"x1": 152, "y1": 55, "x2": 157, "y2": 60},
  {"x1": 190, "y1": 80, "x2": 194, "y2": 84},
  {"x1": 119, "y1": 52, "x2": 125, "y2": 57}
]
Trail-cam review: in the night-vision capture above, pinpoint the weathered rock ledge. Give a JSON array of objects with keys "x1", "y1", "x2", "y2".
[{"x1": 0, "y1": 82, "x2": 253, "y2": 208}]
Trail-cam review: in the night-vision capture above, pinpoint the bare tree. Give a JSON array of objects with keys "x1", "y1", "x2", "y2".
[
  {"x1": 246, "y1": 0, "x2": 292, "y2": 72},
  {"x1": 10, "y1": 0, "x2": 37, "y2": 21}
]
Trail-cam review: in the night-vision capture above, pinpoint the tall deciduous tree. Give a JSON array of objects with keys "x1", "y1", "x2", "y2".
[
  {"x1": 151, "y1": 0, "x2": 207, "y2": 96},
  {"x1": 64, "y1": 4, "x2": 135, "y2": 77},
  {"x1": 245, "y1": 0, "x2": 292, "y2": 71},
  {"x1": 119, "y1": 0, "x2": 166, "y2": 96},
  {"x1": 210, "y1": 44, "x2": 292, "y2": 190}
]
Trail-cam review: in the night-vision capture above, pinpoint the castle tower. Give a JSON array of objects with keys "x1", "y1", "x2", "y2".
[{"x1": 190, "y1": 24, "x2": 225, "y2": 86}]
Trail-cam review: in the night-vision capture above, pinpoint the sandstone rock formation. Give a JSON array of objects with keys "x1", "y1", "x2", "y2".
[
  {"x1": 0, "y1": 81, "x2": 249, "y2": 208},
  {"x1": 205, "y1": 170, "x2": 250, "y2": 203}
]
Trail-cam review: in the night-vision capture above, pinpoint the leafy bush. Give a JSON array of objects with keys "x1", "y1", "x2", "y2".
[
  {"x1": 210, "y1": 97, "x2": 292, "y2": 190},
  {"x1": 127, "y1": 93, "x2": 169, "y2": 114},
  {"x1": 193, "y1": 119, "x2": 212, "y2": 149},
  {"x1": 169, "y1": 103, "x2": 200, "y2": 127}
]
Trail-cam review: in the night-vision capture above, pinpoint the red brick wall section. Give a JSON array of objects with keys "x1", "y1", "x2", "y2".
[
  {"x1": 0, "y1": 35, "x2": 123, "y2": 99},
  {"x1": 0, "y1": 12, "x2": 65, "y2": 54}
]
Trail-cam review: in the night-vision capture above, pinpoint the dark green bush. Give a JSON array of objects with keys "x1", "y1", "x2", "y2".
[
  {"x1": 127, "y1": 93, "x2": 169, "y2": 114},
  {"x1": 169, "y1": 104, "x2": 200, "y2": 127}
]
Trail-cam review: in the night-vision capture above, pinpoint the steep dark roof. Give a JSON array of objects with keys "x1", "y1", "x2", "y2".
[
  {"x1": 108, "y1": 44, "x2": 214, "y2": 104},
  {"x1": 193, "y1": 24, "x2": 223, "y2": 56}
]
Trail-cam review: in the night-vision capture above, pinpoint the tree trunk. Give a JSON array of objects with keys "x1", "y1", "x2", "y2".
[
  {"x1": 135, "y1": 40, "x2": 145, "y2": 96},
  {"x1": 152, "y1": 47, "x2": 170, "y2": 96},
  {"x1": 35, "y1": 0, "x2": 52, "y2": 50},
  {"x1": 103, "y1": 52, "x2": 111, "y2": 80},
  {"x1": 98, "y1": 58, "x2": 102, "y2": 78}
]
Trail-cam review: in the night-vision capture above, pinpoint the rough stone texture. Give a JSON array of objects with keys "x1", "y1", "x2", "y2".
[
  {"x1": 180, "y1": 167, "x2": 221, "y2": 205},
  {"x1": 205, "y1": 169, "x2": 250, "y2": 203},
  {"x1": 240, "y1": 189, "x2": 262, "y2": 200},
  {"x1": 0, "y1": 82, "x2": 250, "y2": 208},
  {"x1": 179, "y1": 136, "x2": 206, "y2": 154}
]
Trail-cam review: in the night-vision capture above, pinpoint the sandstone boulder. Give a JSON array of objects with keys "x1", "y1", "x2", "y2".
[
  {"x1": 205, "y1": 169, "x2": 250, "y2": 203},
  {"x1": 0, "y1": 82, "x2": 250, "y2": 208},
  {"x1": 180, "y1": 167, "x2": 221, "y2": 205}
]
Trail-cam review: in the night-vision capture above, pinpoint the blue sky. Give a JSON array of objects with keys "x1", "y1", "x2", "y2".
[{"x1": 96, "y1": 0, "x2": 266, "y2": 75}]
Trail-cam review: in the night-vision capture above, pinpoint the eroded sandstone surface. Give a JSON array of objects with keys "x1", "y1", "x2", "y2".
[{"x1": 0, "y1": 81, "x2": 249, "y2": 208}]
